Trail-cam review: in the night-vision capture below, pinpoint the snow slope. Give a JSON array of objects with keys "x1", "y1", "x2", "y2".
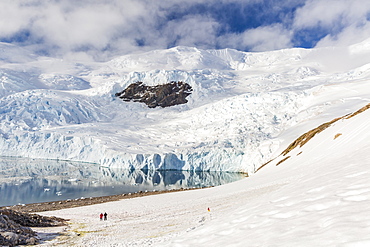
[
  {"x1": 39, "y1": 98, "x2": 370, "y2": 246},
  {"x1": 1, "y1": 39, "x2": 370, "y2": 173}
]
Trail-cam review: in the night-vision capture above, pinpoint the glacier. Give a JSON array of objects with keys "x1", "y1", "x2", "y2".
[
  {"x1": 1, "y1": 40, "x2": 370, "y2": 173},
  {"x1": 0, "y1": 156, "x2": 244, "y2": 206}
]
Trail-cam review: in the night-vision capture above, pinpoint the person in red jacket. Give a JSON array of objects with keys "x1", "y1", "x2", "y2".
[{"x1": 100, "y1": 213, "x2": 103, "y2": 220}]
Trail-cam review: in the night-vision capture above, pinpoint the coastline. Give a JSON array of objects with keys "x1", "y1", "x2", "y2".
[{"x1": 0, "y1": 187, "x2": 206, "y2": 213}]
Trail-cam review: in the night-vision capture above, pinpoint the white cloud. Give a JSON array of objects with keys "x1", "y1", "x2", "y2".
[
  {"x1": 218, "y1": 24, "x2": 293, "y2": 52},
  {"x1": 293, "y1": 0, "x2": 370, "y2": 47},
  {"x1": 295, "y1": 0, "x2": 350, "y2": 29},
  {"x1": 0, "y1": 0, "x2": 148, "y2": 60},
  {"x1": 315, "y1": 22, "x2": 370, "y2": 48},
  {"x1": 0, "y1": 1, "x2": 34, "y2": 37},
  {"x1": 1, "y1": 0, "x2": 370, "y2": 61},
  {"x1": 1, "y1": 0, "x2": 300, "y2": 60},
  {"x1": 162, "y1": 15, "x2": 220, "y2": 49},
  {"x1": 31, "y1": 1, "x2": 145, "y2": 54}
]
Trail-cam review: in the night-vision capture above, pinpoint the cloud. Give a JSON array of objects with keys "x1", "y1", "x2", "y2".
[
  {"x1": 0, "y1": 1, "x2": 34, "y2": 37},
  {"x1": 0, "y1": 0, "x2": 148, "y2": 60},
  {"x1": 0, "y1": 0, "x2": 369, "y2": 61},
  {"x1": 315, "y1": 22, "x2": 370, "y2": 48},
  {"x1": 218, "y1": 24, "x2": 293, "y2": 51},
  {"x1": 294, "y1": 0, "x2": 370, "y2": 29},
  {"x1": 293, "y1": 0, "x2": 370, "y2": 47},
  {"x1": 161, "y1": 15, "x2": 220, "y2": 49},
  {"x1": 31, "y1": 1, "x2": 147, "y2": 59}
]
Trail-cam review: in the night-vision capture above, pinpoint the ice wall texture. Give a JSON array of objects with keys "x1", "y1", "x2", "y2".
[{"x1": 1, "y1": 40, "x2": 370, "y2": 173}]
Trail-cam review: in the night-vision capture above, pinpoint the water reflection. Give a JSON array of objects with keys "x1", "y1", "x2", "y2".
[{"x1": 0, "y1": 157, "x2": 245, "y2": 206}]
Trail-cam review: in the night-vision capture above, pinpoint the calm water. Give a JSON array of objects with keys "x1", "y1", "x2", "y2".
[{"x1": 0, "y1": 157, "x2": 245, "y2": 206}]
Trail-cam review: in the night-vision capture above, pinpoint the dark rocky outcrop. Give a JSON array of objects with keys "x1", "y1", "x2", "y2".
[
  {"x1": 0, "y1": 214, "x2": 37, "y2": 246},
  {"x1": 0, "y1": 209, "x2": 65, "y2": 228},
  {"x1": 115, "y1": 81, "x2": 193, "y2": 108},
  {"x1": 0, "y1": 209, "x2": 65, "y2": 246}
]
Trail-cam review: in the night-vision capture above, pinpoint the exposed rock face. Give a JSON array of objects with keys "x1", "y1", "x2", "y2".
[
  {"x1": 0, "y1": 209, "x2": 65, "y2": 246},
  {"x1": 115, "y1": 81, "x2": 193, "y2": 108}
]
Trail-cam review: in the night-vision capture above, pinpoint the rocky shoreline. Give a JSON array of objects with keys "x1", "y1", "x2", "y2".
[
  {"x1": 0, "y1": 209, "x2": 66, "y2": 246},
  {"x1": 1, "y1": 187, "x2": 204, "y2": 213},
  {"x1": 0, "y1": 188, "x2": 205, "y2": 246}
]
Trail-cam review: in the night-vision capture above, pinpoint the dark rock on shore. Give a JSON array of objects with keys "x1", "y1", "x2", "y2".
[
  {"x1": 0, "y1": 209, "x2": 65, "y2": 227},
  {"x1": 2, "y1": 187, "x2": 204, "y2": 213},
  {"x1": 0, "y1": 209, "x2": 65, "y2": 246},
  {"x1": 115, "y1": 81, "x2": 193, "y2": 108}
]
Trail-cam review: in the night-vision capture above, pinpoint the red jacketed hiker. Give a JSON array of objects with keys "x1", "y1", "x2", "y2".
[{"x1": 100, "y1": 213, "x2": 103, "y2": 220}]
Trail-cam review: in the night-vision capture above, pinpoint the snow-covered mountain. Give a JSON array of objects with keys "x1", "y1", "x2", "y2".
[{"x1": 1, "y1": 39, "x2": 370, "y2": 174}]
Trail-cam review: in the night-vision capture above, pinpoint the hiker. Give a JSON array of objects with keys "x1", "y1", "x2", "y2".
[
  {"x1": 104, "y1": 212, "x2": 107, "y2": 221},
  {"x1": 100, "y1": 213, "x2": 103, "y2": 220}
]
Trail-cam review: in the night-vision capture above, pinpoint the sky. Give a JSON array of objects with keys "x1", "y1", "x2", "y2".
[{"x1": 1, "y1": 0, "x2": 370, "y2": 61}]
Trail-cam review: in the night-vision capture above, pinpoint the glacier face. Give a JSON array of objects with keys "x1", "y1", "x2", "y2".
[
  {"x1": 1, "y1": 42, "x2": 370, "y2": 173},
  {"x1": 0, "y1": 157, "x2": 244, "y2": 206}
]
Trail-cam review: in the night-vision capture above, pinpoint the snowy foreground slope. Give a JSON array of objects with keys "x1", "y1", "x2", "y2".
[
  {"x1": 39, "y1": 97, "x2": 370, "y2": 246},
  {"x1": 2, "y1": 39, "x2": 370, "y2": 173}
]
